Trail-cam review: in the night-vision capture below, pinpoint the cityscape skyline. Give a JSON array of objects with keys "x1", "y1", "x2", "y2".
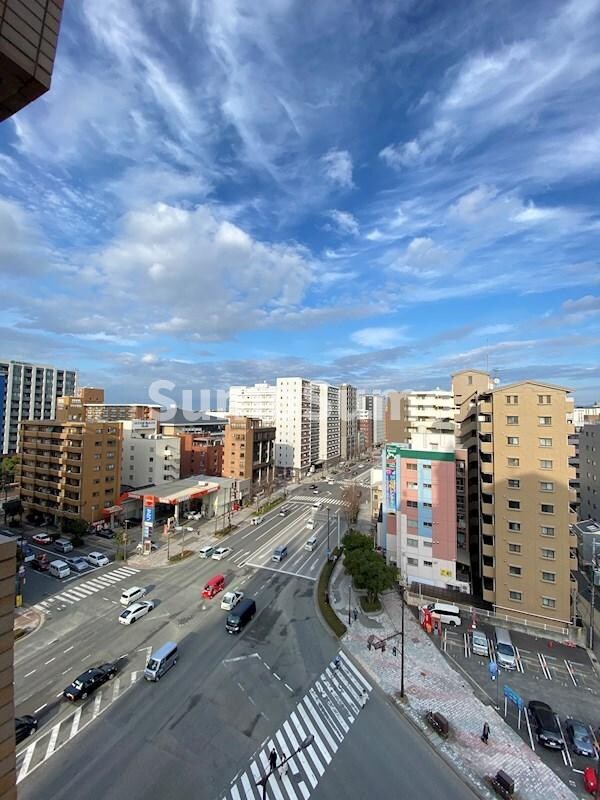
[{"x1": 0, "y1": 1, "x2": 599, "y2": 404}]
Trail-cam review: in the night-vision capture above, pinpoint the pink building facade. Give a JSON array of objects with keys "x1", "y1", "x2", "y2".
[{"x1": 380, "y1": 438, "x2": 471, "y2": 592}]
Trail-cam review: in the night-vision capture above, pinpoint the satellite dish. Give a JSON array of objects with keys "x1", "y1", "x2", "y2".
[{"x1": 493, "y1": 378, "x2": 500, "y2": 385}]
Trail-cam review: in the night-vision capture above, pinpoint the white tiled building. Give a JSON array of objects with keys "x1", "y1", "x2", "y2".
[
  {"x1": 121, "y1": 420, "x2": 180, "y2": 488},
  {"x1": 228, "y1": 383, "x2": 276, "y2": 427}
]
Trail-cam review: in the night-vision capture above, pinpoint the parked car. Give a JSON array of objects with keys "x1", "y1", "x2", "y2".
[
  {"x1": 565, "y1": 718, "x2": 595, "y2": 757},
  {"x1": 528, "y1": 701, "x2": 564, "y2": 749},
  {"x1": 63, "y1": 662, "x2": 118, "y2": 700},
  {"x1": 87, "y1": 551, "x2": 109, "y2": 568},
  {"x1": 15, "y1": 716, "x2": 38, "y2": 744},
  {"x1": 32, "y1": 533, "x2": 52, "y2": 545},
  {"x1": 119, "y1": 600, "x2": 154, "y2": 625},
  {"x1": 66, "y1": 556, "x2": 90, "y2": 573},
  {"x1": 212, "y1": 547, "x2": 232, "y2": 561},
  {"x1": 250, "y1": 516, "x2": 263, "y2": 526},
  {"x1": 135, "y1": 541, "x2": 158, "y2": 554},
  {"x1": 30, "y1": 554, "x2": 50, "y2": 572},
  {"x1": 95, "y1": 528, "x2": 115, "y2": 539},
  {"x1": 221, "y1": 591, "x2": 243, "y2": 611}
]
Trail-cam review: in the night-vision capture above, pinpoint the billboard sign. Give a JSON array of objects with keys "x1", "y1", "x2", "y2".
[{"x1": 385, "y1": 456, "x2": 398, "y2": 512}]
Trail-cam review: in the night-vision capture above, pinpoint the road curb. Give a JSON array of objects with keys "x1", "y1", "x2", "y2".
[{"x1": 14, "y1": 607, "x2": 45, "y2": 641}]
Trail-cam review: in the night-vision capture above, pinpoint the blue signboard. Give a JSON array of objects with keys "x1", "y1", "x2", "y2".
[
  {"x1": 503, "y1": 685, "x2": 524, "y2": 709},
  {"x1": 144, "y1": 506, "x2": 155, "y2": 523}
]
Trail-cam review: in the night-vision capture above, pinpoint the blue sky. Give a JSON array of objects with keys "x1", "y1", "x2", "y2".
[{"x1": 1, "y1": 0, "x2": 599, "y2": 404}]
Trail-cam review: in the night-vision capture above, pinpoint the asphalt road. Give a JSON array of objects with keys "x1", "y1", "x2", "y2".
[{"x1": 12, "y1": 459, "x2": 478, "y2": 800}]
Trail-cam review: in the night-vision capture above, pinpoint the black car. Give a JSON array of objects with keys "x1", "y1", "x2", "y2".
[
  {"x1": 565, "y1": 718, "x2": 595, "y2": 757},
  {"x1": 63, "y1": 662, "x2": 118, "y2": 701},
  {"x1": 528, "y1": 700, "x2": 564, "y2": 749},
  {"x1": 15, "y1": 716, "x2": 38, "y2": 743},
  {"x1": 94, "y1": 528, "x2": 115, "y2": 539}
]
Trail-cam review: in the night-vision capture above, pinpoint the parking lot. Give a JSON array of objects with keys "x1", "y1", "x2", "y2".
[{"x1": 435, "y1": 619, "x2": 600, "y2": 796}]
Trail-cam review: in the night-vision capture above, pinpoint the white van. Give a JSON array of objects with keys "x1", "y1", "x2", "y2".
[
  {"x1": 120, "y1": 586, "x2": 146, "y2": 606},
  {"x1": 494, "y1": 627, "x2": 517, "y2": 670},
  {"x1": 304, "y1": 535, "x2": 318, "y2": 552},
  {"x1": 425, "y1": 602, "x2": 461, "y2": 627},
  {"x1": 49, "y1": 559, "x2": 70, "y2": 579},
  {"x1": 305, "y1": 518, "x2": 316, "y2": 530}
]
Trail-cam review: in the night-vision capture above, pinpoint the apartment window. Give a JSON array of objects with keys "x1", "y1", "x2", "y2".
[
  {"x1": 507, "y1": 436, "x2": 519, "y2": 446},
  {"x1": 540, "y1": 503, "x2": 554, "y2": 514},
  {"x1": 93, "y1": 466, "x2": 100, "y2": 472},
  {"x1": 538, "y1": 416, "x2": 552, "y2": 426},
  {"x1": 540, "y1": 526, "x2": 555, "y2": 537},
  {"x1": 92, "y1": 491, "x2": 99, "y2": 497},
  {"x1": 424, "y1": 521, "x2": 433, "y2": 528},
  {"x1": 423, "y1": 482, "x2": 432, "y2": 489},
  {"x1": 423, "y1": 464, "x2": 431, "y2": 470},
  {"x1": 507, "y1": 457, "x2": 520, "y2": 467},
  {"x1": 93, "y1": 453, "x2": 101, "y2": 460},
  {"x1": 539, "y1": 481, "x2": 554, "y2": 492},
  {"x1": 508, "y1": 499, "x2": 521, "y2": 510},
  {"x1": 506, "y1": 416, "x2": 519, "y2": 425},
  {"x1": 407, "y1": 519, "x2": 418, "y2": 528},
  {"x1": 407, "y1": 482, "x2": 418, "y2": 490},
  {"x1": 406, "y1": 463, "x2": 417, "y2": 470},
  {"x1": 539, "y1": 437, "x2": 553, "y2": 447},
  {"x1": 91, "y1": 504, "x2": 99, "y2": 511},
  {"x1": 508, "y1": 521, "x2": 521, "y2": 532},
  {"x1": 406, "y1": 500, "x2": 418, "y2": 508},
  {"x1": 423, "y1": 560, "x2": 433, "y2": 567},
  {"x1": 407, "y1": 557, "x2": 418, "y2": 566},
  {"x1": 506, "y1": 395, "x2": 519, "y2": 405},
  {"x1": 539, "y1": 459, "x2": 553, "y2": 470},
  {"x1": 509, "y1": 565, "x2": 522, "y2": 577},
  {"x1": 541, "y1": 571, "x2": 556, "y2": 583},
  {"x1": 542, "y1": 597, "x2": 556, "y2": 608},
  {"x1": 406, "y1": 537, "x2": 418, "y2": 548},
  {"x1": 423, "y1": 539, "x2": 432, "y2": 547},
  {"x1": 541, "y1": 548, "x2": 555, "y2": 560},
  {"x1": 508, "y1": 479, "x2": 520, "y2": 489},
  {"x1": 508, "y1": 543, "x2": 522, "y2": 553},
  {"x1": 509, "y1": 590, "x2": 522, "y2": 601},
  {"x1": 538, "y1": 395, "x2": 551, "y2": 405}
]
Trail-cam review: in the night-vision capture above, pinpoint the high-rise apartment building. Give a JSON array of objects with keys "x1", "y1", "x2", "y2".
[
  {"x1": 455, "y1": 376, "x2": 577, "y2": 629},
  {"x1": 579, "y1": 422, "x2": 600, "y2": 523},
  {"x1": 222, "y1": 416, "x2": 275, "y2": 486},
  {"x1": 339, "y1": 384, "x2": 358, "y2": 461},
  {"x1": 384, "y1": 389, "x2": 455, "y2": 444},
  {"x1": 372, "y1": 394, "x2": 385, "y2": 446},
  {"x1": 380, "y1": 433, "x2": 471, "y2": 592},
  {"x1": 357, "y1": 409, "x2": 373, "y2": 452},
  {"x1": 229, "y1": 383, "x2": 276, "y2": 427},
  {"x1": 121, "y1": 421, "x2": 180, "y2": 489},
  {"x1": 0, "y1": 0, "x2": 64, "y2": 122},
  {"x1": 0, "y1": 535, "x2": 16, "y2": 800},
  {"x1": 314, "y1": 383, "x2": 340, "y2": 468},
  {"x1": 17, "y1": 396, "x2": 122, "y2": 525},
  {"x1": 0, "y1": 360, "x2": 76, "y2": 454},
  {"x1": 275, "y1": 378, "x2": 313, "y2": 478},
  {"x1": 358, "y1": 393, "x2": 385, "y2": 449}
]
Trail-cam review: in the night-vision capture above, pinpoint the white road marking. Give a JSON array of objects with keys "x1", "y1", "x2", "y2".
[
  {"x1": 17, "y1": 744, "x2": 35, "y2": 783},
  {"x1": 24, "y1": 670, "x2": 36, "y2": 678},
  {"x1": 69, "y1": 707, "x2": 82, "y2": 739},
  {"x1": 64, "y1": 646, "x2": 74, "y2": 653},
  {"x1": 44, "y1": 657, "x2": 56, "y2": 665},
  {"x1": 92, "y1": 692, "x2": 103, "y2": 719},
  {"x1": 45, "y1": 725, "x2": 60, "y2": 758},
  {"x1": 33, "y1": 704, "x2": 47, "y2": 714}
]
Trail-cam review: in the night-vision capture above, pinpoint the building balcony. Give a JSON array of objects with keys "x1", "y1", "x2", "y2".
[
  {"x1": 482, "y1": 562, "x2": 495, "y2": 579},
  {"x1": 62, "y1": 456, "x2": 83, "y2": 467},
  {"x1": 480, "y1": 471, "x2": 493, "y2": 484},
  {"x1": 482, "y1": 542, "x2": 495, "y2": 559}
]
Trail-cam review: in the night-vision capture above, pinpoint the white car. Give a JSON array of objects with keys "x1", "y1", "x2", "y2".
[
  {"x1": 135, "y1": 541, "x2": 159, "y2": 554},
  {"x1": 118, "y1": 600, "x2": 154, "y2": 625},
  {"x1": 199, "y1": 545, "x2": 215, "y2": 558},
  {"x1": 120, "y1": 586, "x2": 147, "y2": 606},
  {"x1": 220, "y1": 591, "x2": 243, "y2": 611},
  {"x1": 212, "y1": 547, "x2": 232, "y2": 561},
  {"x1": 87, "y1": 551, "x2": 109, "y2": 568}
]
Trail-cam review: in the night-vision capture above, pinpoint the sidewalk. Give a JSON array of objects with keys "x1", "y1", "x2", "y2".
[
  {"x1": 329, "y1": 558, "x2": 576, "y2": 800},
  {"x1": 14, "y1": 607, "x2": 43, "y2": 639}
]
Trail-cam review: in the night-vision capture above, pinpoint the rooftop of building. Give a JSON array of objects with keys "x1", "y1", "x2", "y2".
[
  {"x1": 127, "y1": 475, "x2": 229, "y2": 503},
  {"x1": 572, "y1": 519, "x2": 600, "y2": 535},
  {"x1": 159, "y1": 409, "x2": 228, "y2": 426}
]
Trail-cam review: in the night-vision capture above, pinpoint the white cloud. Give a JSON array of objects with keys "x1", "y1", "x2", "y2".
[
  {"x1": 351, "y1": 326, "x2": 409, "y2": 349},
  {"x1": 326, "y1": 209, "x2": 359, "y2": 235},
  {"x1": 388, "y1": 236, "x2": 448, "y2": 276},
  {"x1": 321, "y1": 149, "x2": 354, "y2": 188}
]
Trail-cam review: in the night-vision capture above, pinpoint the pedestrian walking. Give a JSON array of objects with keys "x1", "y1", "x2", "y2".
[
  {"x1": 367, "y1": 640, "x2": 372, "y2": 651},
  {"x1": 334, "y1": 656, "x2": 341, "y2": 670},
  {"x1": 481, "y1": 721, "x2": 490, "y2": 744},
  {"x1": 392, "y1": 645, "x2": 397, "y2": 657},
  {"x1": 269, "y1": 748, "x2": 278, "y2": 771},
  {"x1": 279, "y1": 755, "x2": 288, "y2": 779},
  {"x1": 360, "y1": 690, "x2": 368, "y2": 708},
  {"x1": 353, "y1": 607, "x2": 358, "y2": 622},
  {"x1": 381, "y1": 641, "x2": 386, "y2": 653}
]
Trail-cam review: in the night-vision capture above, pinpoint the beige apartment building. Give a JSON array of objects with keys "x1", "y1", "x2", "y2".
[
  {"x1": 77, "y1": 387, "x2": 161, "y2": 422},
  {"x1": 384, "y1": 389, "x2": 455, "y2": 444},
  {"x1": 0, "y1": 0, "x2": 63, "y2": 122},
  {"x1": 222, "y1": 416, "x2": 275, "y2": 487},
  {"x1": 454, "y1": 371, "x2": 577, "y2": 629},
  {"x1": 17, "y1": 397, "x2": 122, "y2": 525}
]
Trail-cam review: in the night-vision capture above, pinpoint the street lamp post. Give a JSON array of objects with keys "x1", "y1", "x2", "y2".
[
  {"x1": 590, "y1": 540, "x2": 599, "y2": 651},
  {"x1": 348, "y1": 583, "x2": 352, "y2": 626},
  {"x1": 327, "y1": 507, "x2": 330, "y2": 558},
  {"x1": 256, "y1": 735, "x2": 314, "y2": 799}
]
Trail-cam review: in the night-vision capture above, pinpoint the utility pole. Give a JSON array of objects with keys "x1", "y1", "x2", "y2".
[
  {"x1": 398, "y1": 582, "x2": 405, "y2": 699},
  {"x1": 348, "y1": 583, "x2": 352, "y2": 626},
  {"x1": 327, "y1": 507, "x2": 330, "y2": 558},
  {"x1": 123, "y1": 519, "x2": 129, "y2": 563}
]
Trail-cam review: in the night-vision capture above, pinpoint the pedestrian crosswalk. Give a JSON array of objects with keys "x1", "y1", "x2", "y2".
[
  {"x1": 222, "y1": 651, "x2": 372, "y2": 800},
  {"x1": 33, "y1": 566, "x2": 141, "y2": 613},
  {"x1": 290, "y1": 496, "x2": 348, "y2": 508}
]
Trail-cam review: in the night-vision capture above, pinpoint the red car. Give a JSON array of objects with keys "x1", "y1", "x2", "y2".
[
  {"x1": 32, "y1": 533, "x2": 52, "y2": 545},
  {"x1": 202, "y1": 575, "x2": 225, "y2": 599}
]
